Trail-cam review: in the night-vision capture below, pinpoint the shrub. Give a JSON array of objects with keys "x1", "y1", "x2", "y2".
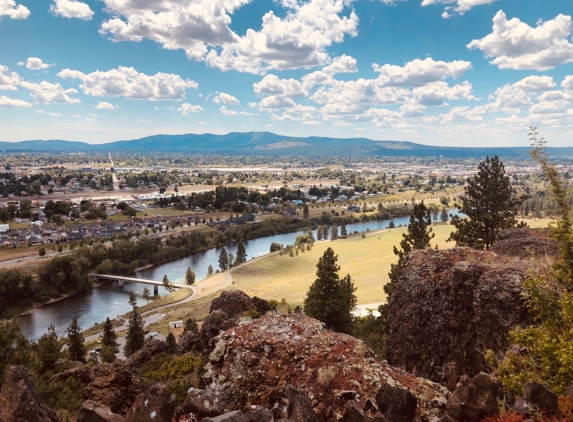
[{"x1": 139, "y1": 353, "x2": 202, "y2": 381}]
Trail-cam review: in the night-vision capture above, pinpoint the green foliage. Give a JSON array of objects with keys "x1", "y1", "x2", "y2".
[
  {"x1": 235, "y1": 241, "x2": 247, "y2": 265},
  {"x1": 351, "y1": 306, "x2": 387, "y2": 359},
  {"x1": 38, "y1": 375, "x2": 84, "y2": 413},
  {"x1": 491, "y1": 129, "x2": 573, "y2": 397},
  {"x1": 185, "y1": 267, "x2": 196, "y2": 285},
  {"x1": 102, "y1": 318, "x2": 118, "y2": 351},
  {"x1": 218, "y1": 248, "x2": 229, "y2": 271},
  {"x1": 0, "y1": 321, "x2": 37, "y2": 384},
  {"x1": 243, "y1": 309, "x2": 261, "y2": 319},
  {"x1": 183, "y1": 318, "x2": 199, "y2": 334},
  {"x1": 270, "y1": 242, "x2": 282, "y2": 252},
  {"x1": 304, "y1": 247, "x2": 357, "y2": 334},
  {"x1": 139, "y1": 353, "x2": 202, "y2": 381},
  {"x1": 124, "y1": 306, "x2": 145, "y2": 357},
  {"x1": 38, "y1": 247, "x2": 46, "y2": 257},
  {"x1": 36, "y1": 325, "x2": 63, "y2": 373},
  {"x1": 448, "y1": 155, "x2": 523, "y2": 250},
  {"x1": 207, "y1": 264, "x2": 214, "y2": 277},
  {"x1": 128, "y1": 290, "x2": 137, "y2": 307},
  {"x1": 170, "y1": 379, "x2": 197, "y2": 405},
  {"x1": 386, "y1": 201, "x2": 434, "y2": 297},
  {"x1": 66, "y1": 318, "x2": 86, "y2": 363},
  {"x1": 100, "y1": 345, "x2": 117, "y2": 363}
]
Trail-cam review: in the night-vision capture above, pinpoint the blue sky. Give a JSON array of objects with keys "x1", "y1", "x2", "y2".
[{"x1": 1, "y1": 0, "x2": 572, "y2": 146}]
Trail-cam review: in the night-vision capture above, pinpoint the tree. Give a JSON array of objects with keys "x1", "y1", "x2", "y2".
[
  {"x1": 102, "y1": 318, "x2": 118, "y2": 351},
  {"x1": 316, "y1": 226, "x2": 324, "y2": 241},
  {"x1": 128, "y1": 290, "x2": 137, "y2": 307},
  {"x1": 207, "y1": 264, "x2": 214, "y2": 277},
  {"x1": 37, "y1": 325, "x2": 62, "y2": 372},
  {"x1": 448, "y1": 155, "x2": 523, "y2": 250},
  {"x1": 162, "y1": 274, "x2": 175, "y2": 305},
  {"x1": 330, "y1": 225, "x2": 338, "y2": 240},
  {"x1": 304, "y1": 248, "x2": 357, "y2": 334},
  {"x1": 185, "y1": 267, "x2": 196, "y2": 285},
  {"x1": 124, "y1": 306, "x2": 145, "y2": 357},
  {"x1": 100, "y1": 346, "x2": 116, "y2": 363},
  {"x1": 270, "y1": 242, "x2": 282, "y2": 253},
  {"x1": 66, "y1": 318, "x2": 86, "y2": 363},
  {"x1": 388, "y1": 220, "x2": 395, "y2": 229},
  {"x1": 166, "y1": 332, "x2": 178, "y2": 354},
  {"x1": 303, "y1": 204, "x2": 309, "y2": 218},
  {"x1": 386, "y1": 201, "x2": 434, "y2": 297},
  {"x1": 38, "y1": 247, "x2": 46, "y2": 257},
  {"x1": 228, "y1": 252, "x2": 235, "y2": 267},
  {"x1": 183, "y1": 318, "x2": 199, "y2": 334},
  {"x1": 218, "y1": 248, "x2": 229, "y2": 271},
  {"x1": 340, "y1": 224, "x2": 347, "y2": 236},
  {"x1": 235, "y1": 241, "x2": 247, "y2": 265},
  {"x1": 142, "y1": 287, "x2": 151, "y2": 304},
  {"x1": 440, "y1": 207, "x2": 449, "y2": 223}
]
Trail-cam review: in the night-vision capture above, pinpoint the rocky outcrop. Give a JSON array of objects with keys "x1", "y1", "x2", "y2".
[
  {"x1": 178, "y1": 331, "x2": 205, "y2": 355},
  {"x1": 202, "y1": 314, "x2": 450, "y2": 422},
  {"x1": 77, "y1": 400, "x2": 125, "y2": 422},
  {"x1": 490, "y1": 228, "x2": 557, "y2": 259},
  {"x1": 0, "y1": 366, "x2": 59, "y2": 422},
  {"x1": 200, "y1": 310, "x2": 239, "y2": 349},
  {"x1": 125, "y1": 340, "x2": 168, "y2": 370},
  {"x1": 174, "y1": 388, "x2": 232, "y2": 419},
  {"x1": 386, "y1": 248, "x2": 530, "y2": 390},
  {"x1": 125, "y1": 383, "x2": 176, "y2": 422},
  {"x1": 209, "y1": 290, "x2": 270, "y2": 319},
  {"x1": 512, "y1": 382, "x2": 559, "y2": 416},
  {"x1": 51, "y1": 361, "x2": 144, "y2": 414},
  {"x1": 375, "y1": 384, "x2": 417, "y2": 422},
  {"x1": 445, "y1": 373, "x2": 500, "y2": 421}
]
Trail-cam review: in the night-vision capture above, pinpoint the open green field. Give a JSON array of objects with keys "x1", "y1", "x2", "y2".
[{"x1": 231, "y1": 217, "x2": 553, "y2": 308}]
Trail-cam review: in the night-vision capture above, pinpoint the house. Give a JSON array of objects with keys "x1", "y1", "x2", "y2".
[
  {"x1": 168, "y1": 320, "x2": 184, "y2": 329},
  {"x1": 0, "y1": 224, "x2": 9, "y2": 234},
  {"x1": 282, "y1": 208, "x2": 299, "y2": 218}
]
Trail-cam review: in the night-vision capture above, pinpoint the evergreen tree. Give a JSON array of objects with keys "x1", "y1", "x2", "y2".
[
  {"x1": 37, "y1": 324, "x2": 62, "y2": 372},
  {"x1": 124, "y1": 306, "x2": 145, "y2": 357},
  {"x1": 304, "y1": 247, "x2": 357, "y2": 334},
  {"x1": 142, "y1": 287, "x2": 151, "y2": 304},
  {"x1": 218, "y1": 248, "x2": 229, "y2": 271},
  {"x1": 235, "y1": 241, "x2": 247, "y2": 265},
  {"x1": 102, "y1": 318, "x2": 118, "y2": 351},
  {"x1": 386, "y1": 201, "x2": 434, "y2": 297},
  {"x1": 100, "y1": 346, "x2": 116, "y2": 363},
  {"x1": 166, "y1": 332, "x2": 178, "y2": 354},
  {"x1": 66, "y1": 318, "x2": 86, "y2": 363},
  {"x1": 440, "y1": 207, "x2": 449, "y2": 223},
  {"x1": 448, "y1": 155, "x2": 523, "y2": 250},
  {"x1": 185, "y1": 267, "x2": 196, "y2": 285},
  {"x1": 207, "y1": 264, "x2": 214, "y2": 277},
  {"x1": 322, "y1": 225, "x2": 329, "y2": 240},
  {"x1": 0, "y1": 322, "x2": 35, "y2": 384},
  {"x1": 128, "y1": 290, "x2": 137, "y2": 307},
  {"x1": 330, "y1": 225, "x2": 338, "y2": 240},
  {"x1": 228, "y1": 253, "x2": 235, "y2": 268},
  {"x1": 307, "y1": 229, "x2": 315, "y2": 241},
  {"x1": 183, "y1": 318, "x2": 199, "y2": 334},
  {"x1": 340, "y1": 224, "x2": 347, "y2": 236},
  {"x1": 303, "y1": 204, "x2": 309, "y2": 218},
  {"x1": 316, "y1": 226, "x2": 324, "y2": 241}
]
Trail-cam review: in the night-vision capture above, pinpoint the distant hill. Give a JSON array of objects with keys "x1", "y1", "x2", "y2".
[{"x1": 0, "y1": 132, "x2": 571, "y2": 159}]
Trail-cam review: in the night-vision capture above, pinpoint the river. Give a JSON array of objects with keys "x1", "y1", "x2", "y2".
[{"x1": 17, "y1": 211, "x2": 461, "y2": 341}]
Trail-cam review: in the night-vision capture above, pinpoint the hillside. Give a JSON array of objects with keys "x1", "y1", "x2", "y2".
[{"x1": 0, "y1": 132, "x2": 571, "y2": 158}]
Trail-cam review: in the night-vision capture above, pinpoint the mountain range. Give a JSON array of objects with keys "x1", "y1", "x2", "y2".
[{"x1": 0, "y1": 132, "x2": 570, "y2": 159}]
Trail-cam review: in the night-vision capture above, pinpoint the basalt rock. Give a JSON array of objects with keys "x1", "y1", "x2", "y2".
[
  {"x1": 200, "y1": 310, "x2": 238, "y2": 349},
  {"x1": 209, "y1": 290, "x2": 270, "y2": 319},
  {"x1": 174, "y1": 388, "x2": 230, "y2": 419},
  {"x1": 512, "y1": 382, "x2": 559, "y2": 417},
  {"x1": 77, "y1": 400, "x2": 125, "y2": 422},
  {"x1": 490, "y1": 228, "x2": 557, "y2": 259},
  {"x1": 387, "y1": 248, "x2": 530, "y2": 390},
  {"x1": 375, "y1": 384, "x2": 417, "y2": 422},
  {"x1": 178, "y1": 331, "x2": 205, "y2": 355},
  {"x1": 445, "y1": 373, "x2": 500, "y2": 421},
  {"x1": 202, "y1": 314, "x2": 450, "y2": 422},
  {"x1": 51, "y1": 362, "x2": 144, "y2": 415},
  {"x1": 0, "y1": 365, "x2": 58, "y2": 422},
  {"x1": 125, "y1": 340, "x2": 168, "y2": 370},
  {"x1": 125, "y1": 383, "x2": 176, "y2": 422}
]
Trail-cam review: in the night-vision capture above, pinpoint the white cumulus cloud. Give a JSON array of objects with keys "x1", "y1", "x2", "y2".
[
  {"x1": 50, "y1": 0, "x2": 94, "y2": 20},
  {"x1": 58, "y1": 66, "x2": 198, "y2": 101},
  {"x1": 513, "y1": 75, "x2": 556, "y2": 92},
  {"x1": 253, "y1": 75, "x2": 307, "y2": 97},
  {"x1": 25, "y1": 57, "x2": 56, "y2": 70},
  {"x1": 213, "y1": 92, "x2": 240, "y2": 105},
  {"x1": 220, "y1": 105, "x2": 238, "y2": 116},
  {"x1": 95, "y1": 101, "x2": 116, "y2": 110},
  {"x1": 468, "y1": 11, "x2": 573, "y2": 71},
  {"x1": 0, "y1": 0, "x2": 30, "y2": 19},
  {"x1": 0, "y1": 65, "x2": 20, "y2": 90},
  {"x1": 178, "y1": 103, "x2": 204, "y2": 115},
  {"x1": 373, "y1": 57, "x2": 472, "y2": 87},
  {"x1": 421, "y1": 0, "x2": 498, "y2": 18},
  {"x1": 19, "y1": 80, "x2": 80, "y2": 104},
  {"x1": 0, "y1": 95, "x2": 32, "y2": 107}
]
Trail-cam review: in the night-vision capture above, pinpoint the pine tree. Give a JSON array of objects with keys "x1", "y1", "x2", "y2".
[
  {"x1": 316, "y1": 226, "x2": 324, "y2": 241},
  {"x1": 448, "y1": 155, "x2": 523, "y2": 250},
  {"x1": 235, "y1": 241, "x2": 247, "y2": 265},
  {"x1": 124, "y1": 306, "x2": 145, "y2": 357},
  {"x1": 128, "y1": 290, "x2": 137, "y2": 307},
  {"x1": 440, "y1": 207, "x2": 449, "y2": 223},
  {"x1": 207, "y1": 264, "x2": 214, "y2": 277},
  {"x1": 185, "y1": 267, "x2": 196, "y2": 285},
  {"x1": 228, "y1": 253, "x2": 235, "y2": 267},
  {"x1": 340, "y1": 224, "x2": 347, "y2": 236},
  {"x1": 37, "y1": 324, "x2": 62, "y2": 372},
  {"x1": 303, "y1": 204, "x2": 309, "y2": 218},
  {"x1": 219, "y1": 248, "x2": 229, "y2": 271},
  {"x1": 142, "y1": 287, "x2": 151, "y2": 304},
  {"x1": 386, "y1": 201, "x2": 434, "y2": 297},
  {"x1": 307, "y1": 229, "x2": 315, "y2": 241},
  {"x1": 102, "y1": 318, "x2": 118, "y2": 351},
  {"x1": 330, "y1": 225, "x2": 338, "y2": 240},
  {"x1": 183, "y1": 318, "x2": 199, "y2": 334},
  {"x1": 166, "y1": 332, "x2": 178, "y2": 354},
  {"x1": 304, "y1": 248, "x2": 357, "y2": 334},
  {"x1": 67, "y1": 318, "x2": 86, "y2": 363}
]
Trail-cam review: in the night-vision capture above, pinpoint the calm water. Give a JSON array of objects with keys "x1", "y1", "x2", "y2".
[{"x1": 17, "y1": 210, "x2": 461, "y2": 341}]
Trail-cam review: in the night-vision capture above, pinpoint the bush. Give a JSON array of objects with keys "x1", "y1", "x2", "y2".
[
  {"x1": 38, "y1": 248, "x2": 46, "y2": 257},
  {"x1": 139, "y1": 353, "x2": 202, "y2": 381}
]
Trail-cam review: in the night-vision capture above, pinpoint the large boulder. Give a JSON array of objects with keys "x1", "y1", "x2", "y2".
[
  {"x1": 200, "y1": 310, "x2": 238, "y2": 349},
  {"x1": 512, "y1": 382, "x2": 559, "y2": 416},
  {"x1": 125, "y1": 340, "x2": 168, "y2": 370},
  {"x1": 0, "y1": 366, "x2": 58, "y2": 422},
  {"x1": 209, "y1": 290, "x2": 270, "y2": 319},
  {"x1": 386, "y1": 248, "x2": 530, "y2": 389},
  {"x1": 445, "y1": 373, "x2": 500, "y2": 421},
  {"x1": 125, "y1": 383, "x2": 176, "y2": 422},
  {"x1": 178, "y1": 331, "x2": 205, "y2": 355},
  {"x1": 77, "y1": 400, "x2": 125, "y2": 422},
  {"x1": 375, "y1": 384, "x2": 417, "y2": 422},
  {"x1": 174, "y1": 388, "x2": 231, "y2": 420},
  {"x1": 51, "y1": 361, "x2": 144, "y2": 415},
  {"x1": 202, "y1": 314, "x2": 450, "y2": 422},
  {"x1": 490, "y1": 228, "x2": 557, "y2": 259}
]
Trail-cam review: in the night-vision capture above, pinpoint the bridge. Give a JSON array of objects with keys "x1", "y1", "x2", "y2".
[{"x1": 90, "y1": 274, "x2": 191, "y2": 295}]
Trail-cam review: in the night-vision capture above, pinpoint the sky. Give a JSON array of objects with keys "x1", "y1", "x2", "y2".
[{"x1": 0, "y1": 0, "x2": 573, "y2": 147}]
